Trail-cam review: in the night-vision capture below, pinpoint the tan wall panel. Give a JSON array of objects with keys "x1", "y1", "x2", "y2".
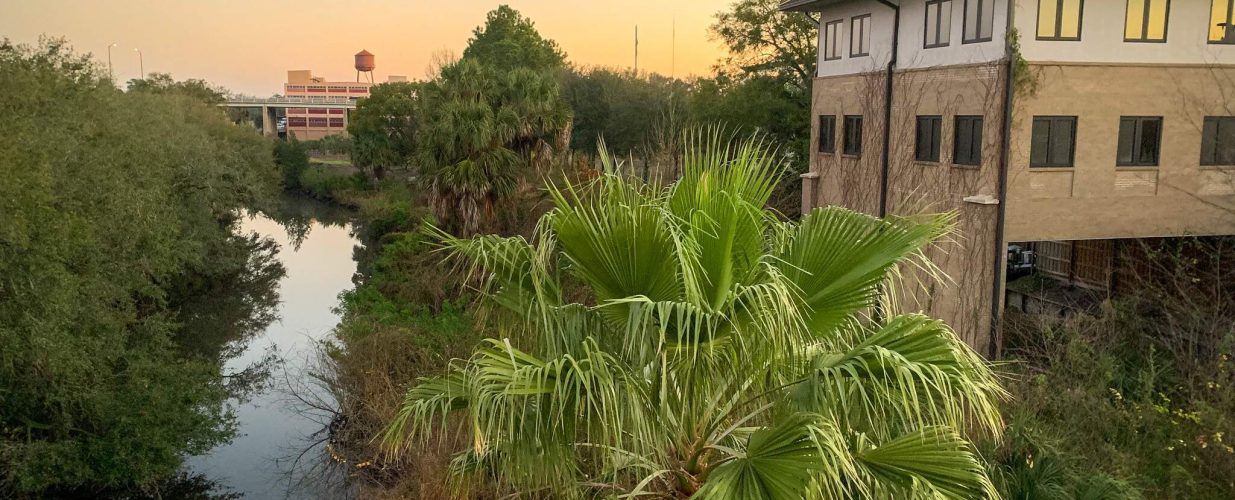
[
  {"x1": 806, "y1": 63, "x2": 1007, "y2": 353},
  {"x1": 1006, "y1": 64, "x2": 1235, "y2": 241},
  {"x1": 807, "y1": 73, "x2": 887, "y2": 216}
]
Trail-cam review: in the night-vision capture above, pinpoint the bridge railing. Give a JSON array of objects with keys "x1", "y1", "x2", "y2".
[{"x1": 223, "y1": 96, "x2": 357, "y2": 106}]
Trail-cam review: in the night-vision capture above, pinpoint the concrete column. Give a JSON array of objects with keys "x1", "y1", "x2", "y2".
[{"x1": 261, "y1": 106, "x2": 275, "y2": 136}]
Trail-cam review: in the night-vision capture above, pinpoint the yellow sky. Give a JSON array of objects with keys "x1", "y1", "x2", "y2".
[{"x1": 2, "y1": 0, "x2": 732, "y2": 96}]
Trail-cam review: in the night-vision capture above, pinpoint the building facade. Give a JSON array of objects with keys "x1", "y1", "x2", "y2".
[
  {"x1": 282, "y1": 70, "x2": 370, "y2": 140},
  {"x1": 783, "y1": 0, "x2": 1235, "y2": 355},
  {"x1": 282, "y1": 70, "x2": 408, "y2": 140}
]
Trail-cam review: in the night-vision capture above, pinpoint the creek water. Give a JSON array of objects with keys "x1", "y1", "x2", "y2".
[{"x1": 185, "y1": 199, "x2": 361, "y2": 499}]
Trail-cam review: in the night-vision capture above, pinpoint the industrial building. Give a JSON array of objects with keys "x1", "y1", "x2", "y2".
[
  {"x1": 780, "y1": 0, "x2": 1235, "y2": 355},
  {"x1": 282, "y1": 50, "x2": 407, "y2": 140}
]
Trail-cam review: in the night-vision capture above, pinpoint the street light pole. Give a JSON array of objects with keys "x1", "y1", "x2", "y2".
[
  {"x1": 133, "y1": 48, "x2": 144, "y2": 79},
  {"x1": 107, "y1": 43, "x2": 118, "y2": 81}
]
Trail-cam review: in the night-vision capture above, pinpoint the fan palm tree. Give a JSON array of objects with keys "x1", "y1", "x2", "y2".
[
  {"x1": 416, "y1": 59, "x2": 569, "y2": 235},
  {"x1": 385, "y1": 128, "x2": 1006, "y2": 498}
]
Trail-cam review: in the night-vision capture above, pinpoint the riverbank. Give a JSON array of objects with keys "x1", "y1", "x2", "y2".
[{"x1": 272, "y1": 146, "x2": 482, "y2": 497}]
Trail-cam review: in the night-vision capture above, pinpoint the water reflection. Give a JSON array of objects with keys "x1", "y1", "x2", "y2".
[{"x1": 181, "y1": 196, "x2": 363, "y2": 499}]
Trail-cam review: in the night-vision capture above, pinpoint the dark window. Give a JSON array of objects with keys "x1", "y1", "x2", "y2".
[
  {"x1": 1117, "y1": 117, "x2": 1162, "y2": 166},
  {"x1": 824, "y1": 20, "x2": 843, "y2": 60},
  {"x1": 850, "y1": 14, "x2": 871, "y2": 57},
  {"x1": 963, "y1": 0, "x2": 995, "y2": 43},
  {"x1": 308, "y1": 117, "x2": 328, "y2": 127},
  {"x1": 925, "y1": 0, "x2": 954, "y2": 48},
  {"x1": 1030, "y1": 116, "x2": 1077, "y2": 168},
  {"x1": 1125, "y1": 0, "x2": 1170, "y2": 42},
  {"x1": 1037, "y1": 0, "x2": 1084, "y2": 40},
  {"x1": 1201, "y1": 116, "x2": 1235, "y2": 166},
  {"x1": 953, "y1": 115, "x2": 984, "y2": 166},
  {"x1": 916, "y1": 116, "x2": 943, "y2": 162},
  {"x1": 1213, "y1": 0, "x2": 1235, "y2": 44},
  {"x1": 328, "y1": 118, "x2": 345, "y2": 128},
  {"x1": 843, "y1": 115, "x2": 863, "y2": 156},
  {"x1": 817, "y1": 115, "x2": 836, "y2": 154},
  {"x1": 287, "y1": 117, "x2": 307, "y2": 127}
]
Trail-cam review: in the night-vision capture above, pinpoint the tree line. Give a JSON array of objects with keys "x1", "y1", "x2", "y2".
[
  {"x1": 0, "y1": 38, "x2": 281, "y2": 497},
  {"x1": 341, "y1": 1, "x2": 814, "y2": 223}
]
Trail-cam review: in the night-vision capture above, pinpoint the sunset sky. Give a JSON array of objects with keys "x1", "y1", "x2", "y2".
[{"x1": 2, "y1": 0, "x2": 732, "y2": 96}]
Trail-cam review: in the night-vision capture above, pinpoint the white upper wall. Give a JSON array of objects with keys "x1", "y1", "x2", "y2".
[
  {"x1": 814, "y1": 0, "x2": 1009, "y2": 77},
  {"x1": 1013, "y1": 0, "x2": 1234, "y2": 65},
  {"x1": 807, "y1": 0, "x2": 1233, "y2": 78},
  {"x1": 816, "y1": 1, "x2": 896, "y2": 76},
  {"x1": 899, "y1": 0, "x2": 1009, "y2": 69}
]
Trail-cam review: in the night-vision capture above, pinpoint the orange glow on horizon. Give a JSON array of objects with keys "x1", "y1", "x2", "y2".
[{"x1": 1, "y1": 0, "x2": 731, "y2": 96}]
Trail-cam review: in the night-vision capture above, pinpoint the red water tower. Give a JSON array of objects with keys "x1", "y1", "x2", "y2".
[{"x1": 355, "y1": 50, "x2": 375, "y2": 83}]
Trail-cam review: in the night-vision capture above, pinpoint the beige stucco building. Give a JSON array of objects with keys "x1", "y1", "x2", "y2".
[
  {"x1": 282, "y1": 70, "x2": 408, "y2": 140},
  {"x1": 782, "y1": 0, "x2": 1235, "y2": 355}
]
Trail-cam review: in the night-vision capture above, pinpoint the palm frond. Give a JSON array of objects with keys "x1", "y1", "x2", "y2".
[{"x1": 775, "y1": 207, "x2": 953, "y2": 336}]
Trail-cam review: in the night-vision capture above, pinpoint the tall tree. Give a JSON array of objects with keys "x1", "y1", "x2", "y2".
[
  {"x1": 462, "y1": 5, "x2": 566, "y2": 73},
  {"x1": 348, "y1": 80, "x2": 420, "y2": 180},
  {"x1": 385, "y1": 130, "x2": 1005, "y2": 498},
  {"x1": 711, "y1": 0, "x2": 817, "y2": 91},
  {"x1": 415, "y1": 59, "x2": 567, "y2": 236}
]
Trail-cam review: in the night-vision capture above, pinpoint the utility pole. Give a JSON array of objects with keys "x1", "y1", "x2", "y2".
[
  {"x1": 634, "y1": 25, "x2": 639, "y2": 76},
  {"x1": 133, "y1": 48, "x2": 144, "y2": 79},
  {"x1": 671, "y1": 16, "x2": 676, "y2": 78},
  {"x1": 107, "y1": 43, "x2": 118, "y2": 81}
]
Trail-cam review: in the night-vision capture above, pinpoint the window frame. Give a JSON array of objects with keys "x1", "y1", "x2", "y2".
[
  {"x1": 962, "y1": 0, "x2": 995, "y2": 44},
  {"x1": 850, "y1": 14, "x2": 871, "y2": 57},
  {"x1": 1116, "y1": 116, "x2": 1163, "y2": 167},
  {"x1": 1124, "y1": 0, "x2": 1170, "y2": 43},
  {"x1": 1029, "y1": 116, "x2": 1079, "y2": 168},
  {"x1": 824, "y1": 20, "x2": 843, "y2": 61},
  {"x1": 924, "y1": 0, "x2": 953, "y2": 49},
  {"x1": 1212, "y1": 0, "x2": 1235, "y2": 45},
  {"x1": 1036, "y1": 0, "x2": 1085, "y2": 41},
  {"x1": 953, "y1": 115, "x2": 984, "y2": 167},
  {"x1": 1201, "y1": 116, "x2": 1235, "y2": 166},
  {"x1": 843, "y1": 115, "x2": 864, "y2": 157},
  {"x1": 915, "y1": 115, "x2": 943, "y2": 163},
  {"x1": 817, "y1": 115, "x2": 837, "y2": 154}
]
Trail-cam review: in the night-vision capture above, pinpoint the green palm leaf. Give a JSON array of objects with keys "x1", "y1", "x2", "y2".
[
  {"x1": 857, "y1": 426, "x2": 996, "y2": 500},
  {"x1": 776, "y1": 208, "x2": 952, "y2": 335},
  {"x1": 696, "y1": 413, "x2": 828, "y2": 500}
]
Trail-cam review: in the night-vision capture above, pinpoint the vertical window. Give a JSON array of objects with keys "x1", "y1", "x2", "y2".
[
  {"x1": 963, "y1": 0, "x2": 995, "y2": 43},
  {"x1": 1030, "y1": 116, "x2": 1078, "y2": 168},
  {"x1": 953, "y1": 116, "x2": 984, "y2": 166},
  {"x1": 1037, "y1": 0, "x2": 1084, "y2": 40},
  {"x1": 850, "y1": 15, "x2": 871, "y2": 57},
  {"x1": 1117, "y1": 117, "x2": 1163, "y2": 166},
  {"x1": 925, "y1": 0, "x2": 953, "y2": 48},
  {"x1": 817, "y1": 115, "x2": 836, "y2": 154},
  {"x1": 824, "y1": 20, "x2": 843, "y2": 60},
  {"x1": 843, "y1": 115, "x2": 864, "y2": 156},
  {"x1": 916, "y1": 116, "x2": 943, "y2": 162},
  {"x1": 1201, "y1": 117, "x2": 1235, "y2": 166},
  {"x1": 1126, "y1": 0, "x2": 1170, "y2": 42},
  {"x1": 1213, "y1": 0, "x2": 1235, "y2": 44}
]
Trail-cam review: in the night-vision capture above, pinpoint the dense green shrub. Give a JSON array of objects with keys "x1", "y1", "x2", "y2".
[
  {"x1": 990, "y1": 296, "x2": 1235, "y2": 499},
  {"x1": 300, "y1": 134, "x2": 352, "y2": 156},
  {"x1": 274, "y1": 139, "x2": 310, "y2": 190},
  {"x1": 0, "y1": 39, "x2": 278, "y2": 495}
]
